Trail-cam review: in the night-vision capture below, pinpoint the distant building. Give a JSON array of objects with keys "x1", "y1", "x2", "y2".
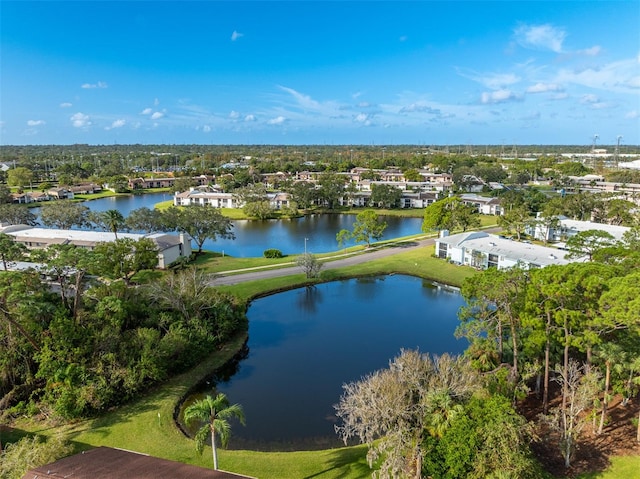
[
  {"x1": 174, "y1": 189, "x2": 292, "y2": 210},
  {"x1": 527, "y1": 216, "x2": 630, "y2": 243},
  {"x1": 0, "y1": 226, "x2": 192, "y2": 269},
  {"x1": 435, "y1": 231, "x2": 581, "y2": 270},
  {"x1": 459, "y1": 194, "x2": 503, "y2": 215}
]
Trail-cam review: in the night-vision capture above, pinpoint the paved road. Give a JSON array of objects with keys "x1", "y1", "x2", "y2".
[
  {"x1": 208, "y1": 236, "x2": 439, "y2": 286},
  {"x1": 209, "y1": 227, "x2": 503, "y2": 286}
]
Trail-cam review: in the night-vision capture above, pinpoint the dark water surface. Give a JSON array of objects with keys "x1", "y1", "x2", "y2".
[
  {"x1": 77, "y1": 192, "x2": 424, "y2": 257},
  {"x1": 182, "y1": 275, "x2": 466, "y2": 451}
]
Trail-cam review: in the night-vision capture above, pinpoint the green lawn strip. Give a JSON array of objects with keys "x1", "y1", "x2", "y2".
[
  {"x1": 219, "y1": 445, "x2": 371, "y2": 479},
  {"x1": 12, "y1": 330, "x2": 371, "y2": 478},
  {"x1": 577, "y1": 455, "x2": 640, "y2": 479}
]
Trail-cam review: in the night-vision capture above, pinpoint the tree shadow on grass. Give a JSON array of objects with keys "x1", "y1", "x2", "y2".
[{"x1": 302, "y1": 444, "x2": 371, "y2": 479}]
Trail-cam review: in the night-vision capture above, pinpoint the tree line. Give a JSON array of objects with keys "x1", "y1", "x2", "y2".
[{"x1": 334, "y1": 226, "x2": 639, "y2": 477}]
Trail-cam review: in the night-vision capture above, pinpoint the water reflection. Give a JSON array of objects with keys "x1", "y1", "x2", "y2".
[
  {"x1": 180, "y1": 275, "x2": 466, "y2": 451},
  {"x1": 69, "y1": 193, "x2": 424, "y2": 257}
]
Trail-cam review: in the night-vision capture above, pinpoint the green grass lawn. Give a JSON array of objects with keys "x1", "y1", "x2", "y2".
[{"x1": 577, "y1": 456, "x2": 640, "y2": 479}]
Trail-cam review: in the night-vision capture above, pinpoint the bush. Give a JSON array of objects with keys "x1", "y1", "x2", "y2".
[{"x1": 263, "y1": 249, "x2": 283, "y2": 258}]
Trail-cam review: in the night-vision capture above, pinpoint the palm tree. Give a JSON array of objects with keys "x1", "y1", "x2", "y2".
[
  {"x1": 101, "y1": 209, "x2": 125, "y2": 239},
  {"x1": 183, "y1": 393, "x2": 245, "y2": 470}
]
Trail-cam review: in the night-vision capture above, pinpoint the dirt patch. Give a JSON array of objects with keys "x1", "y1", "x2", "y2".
[{"x1": 518, "y1": 392, "x2": 640, "y2": 478}]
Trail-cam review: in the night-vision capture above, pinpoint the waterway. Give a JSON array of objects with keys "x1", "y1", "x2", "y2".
[
  {"x1": 181, "y1": 275, "x2": 466, "y2": 451},
  {"x1": 76, "y1": 192, "x2": 424, "y2": 257}
]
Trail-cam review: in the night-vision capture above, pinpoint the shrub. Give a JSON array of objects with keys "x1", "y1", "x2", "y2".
[{"x1": 263, "y1": 248, "x2": 283, "y2": 258}]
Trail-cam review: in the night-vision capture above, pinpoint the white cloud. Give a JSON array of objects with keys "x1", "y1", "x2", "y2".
[
  {"x1": 244, "y1": 114, "x2": 256, "y2": 122},
  {"x1": 627, "y1": 76, "x2": 640, "y2": 89},
  {"x1": 578, "y1": 46, "x2": 602, "y2": 56},
  {"x1": 399, "y1": 103, "x2": 442, "y2": 115},
  {"x1": 481, "y1": 89, "x2": 518, "y2": 104},
  {"x1": 202, "y1": 125, "x2": 212, "y2": 132},
  {"x1": 354, "y1": 113, "x2": 372, "y2": 125},
  {"x1": 554, "y1": 57, "x2": 640, "y2": 93},
  {"x1": 625, "y1": 110, "x2": 638, "y2": 119},
  {"x1": 231, "y1": 30, "x2": 244, "y2": 41},
  {"x1": 60, "y1": 102, "x2": 73, "y2": 108},
  {"x1": 81, "y1": 81, "x2": 108, "y2": 89},
  {"x1": 526, "y1": 82, "x2": 562, "y2": 93},
  {"x1": 456, "y1": 68, "x2": 520, "y2": 89},
  {"x1": 150, "y1": 111, "x2": 164, "y2": 120},
  {"x1": 581, "y1": 94, "x2": 599, "y2": 104},
  {"x1": 279, "y1": 85, "x2": 321, "y2": 110},
  {"x1": 550, "y1": 92, "x2": 569, "y2": 100},
  {"x1": 105, "y1": 119, "x2": 126, "y2": 130},
  {"x1": 27, "y1": 120, "x2": 45, "y2": 126},
  {"x1": 70, "y1": 112, "x2": 91, "y2": 128},
  {"x1": 229, "y1": 110, "x2": 241, "y2": 119},
  {"x1": 514, "y1": 24, "x2": 566, "y2": 53},
  {"x1": 267, "y1": 116, "x2": 286, "y2": 125},
  {"x1": 141, "y1": 107, "x2": 153, "y2": 115}
]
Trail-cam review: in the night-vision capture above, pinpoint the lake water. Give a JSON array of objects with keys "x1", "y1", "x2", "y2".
[
  {"x1": 78, "y1": 192, "x2": 424, "y2": 257},
  {"x1": 181, "y1": 275, "x2": 466, "y2": 451}
]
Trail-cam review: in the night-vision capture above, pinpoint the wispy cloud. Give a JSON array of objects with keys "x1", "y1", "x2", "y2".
[
  {"x1": 578, "y1": 46, "x2": 602, "y2": 56},
  {"x1": 141, "y1": 107, "x2": 153, "y2": 115},
  {"x1": 514, "y1": 24, "x2": 566, "y2": 53},
  {"x1": 267, "y1": 116, "x2": 286, "y2": 125},
  {"x1": 399, "y1": 103, "x2": 442, "y2": 115},
  {"x1": 231, "y1": 30, "x2": 244, "y2": 41},
  {"x1": 150, "y1": 111, "x2": 164, "y2": 120},
  {"x1": 526, "y1": 82, "x2": 562, "y2": 93},
  {"x1": 481, "y1": 89, "x2": 519, "y2": 104},
  {"x1": 70, "y1": 112, "x2": 91, "y2": 128},
  {"x1": 456, "y1": 68, "x2": 520, "y2": 89},
  {"x1": 59, "y1": 102, "x2": 73, "y2": 108},
  {"x1": 81, "y1": 81, "x2": 108, "y2": 89},
  {"x1": 27, "y1": 120, "x2": 45, "y2": 126},
  {"x1": 278, "y1": 86, "x2": 321, "y2": 110}
]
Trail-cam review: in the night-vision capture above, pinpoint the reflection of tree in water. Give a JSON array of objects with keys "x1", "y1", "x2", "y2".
[
  {"x1": 211, "y1": 340, "x2": 250, "y2": 383},
  {"x1": 297, "y1": 285, "x2": 323, "y2": 314}
]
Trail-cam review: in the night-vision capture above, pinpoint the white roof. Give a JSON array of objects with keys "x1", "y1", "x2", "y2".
[
  {"x1": 558, "y1": 218, "x2": 629, "y2": 240},
  {"x1": 438, "y1": 231, "x2": 580, "y2": 267},
  {"x1": 8, "y1": 227, "x2": 142, "y2": 242}
]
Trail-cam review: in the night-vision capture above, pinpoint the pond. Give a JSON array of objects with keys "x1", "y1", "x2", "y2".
[
  {"x1": 78, "y1": 192, "x2": 424, "y2": 257},
  {"x1": 180, "y1": 275, "x2": 467, "y2": 451}
]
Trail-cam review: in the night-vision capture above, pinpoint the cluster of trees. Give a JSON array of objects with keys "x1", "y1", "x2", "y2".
[
  {"x1": 335, "y1": 350, "x2": 542, "y2": 479},
  {"x1": 457, "y1": 251, "x2": 640, "y2": 468},
  {"x1": 0, "y1": 259, "x2": 245, "y2": 419}
]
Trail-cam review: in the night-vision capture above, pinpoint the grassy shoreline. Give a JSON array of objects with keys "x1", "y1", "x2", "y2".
[{"x1": 7, "y1": 219, "x2": 638, "y2": 478}]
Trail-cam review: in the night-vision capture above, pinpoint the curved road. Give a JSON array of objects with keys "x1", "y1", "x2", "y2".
[
  {"x1": 209, "y1": 227, "x2": 502, "y2": 286},
  {"x1": 209, "y1": 236, "x2": 438, "y2": 286}
]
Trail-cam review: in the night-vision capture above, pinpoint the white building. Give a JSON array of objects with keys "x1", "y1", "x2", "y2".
[
  {"x1": 174, "y1": 189, "x2": 292, "y2": 210},
  {"x1": 435, "y1": 231, "x2": 580, "y2": 270},
  {"x1": 0, "y1": 226, "x2": 192, "y2": 269},
  {"x1": 459, "y1": 194, "x2": 504, "y2": 215},
  {"x1": 528, "y1": 216, "x2": 630, "y2": 243}
]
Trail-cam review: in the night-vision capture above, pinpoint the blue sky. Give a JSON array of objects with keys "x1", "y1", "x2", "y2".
[{"x1": 1, "y1": 1, "x2": 639, "y2": 146}]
